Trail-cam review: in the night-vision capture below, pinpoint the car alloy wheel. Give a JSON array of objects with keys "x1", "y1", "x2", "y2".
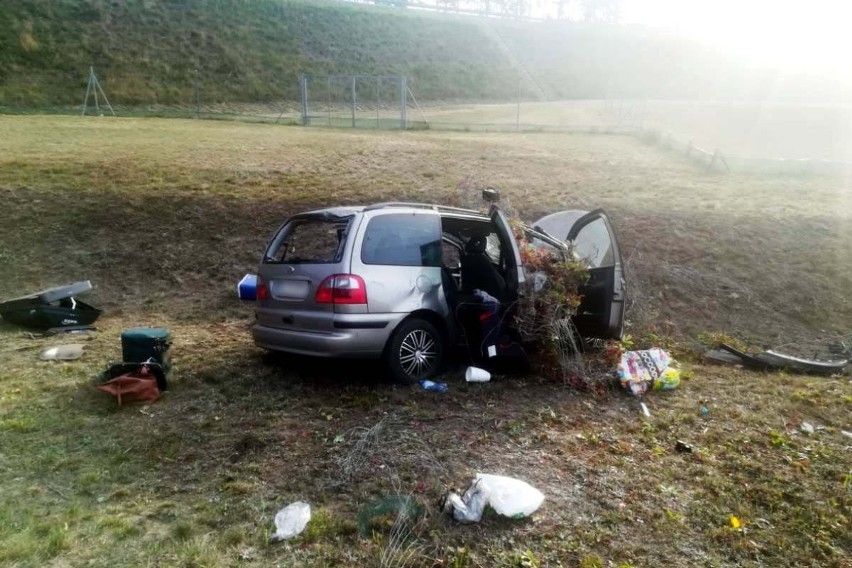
[
  {"x1": 385, "y1": 317, "x2": 445, "y2": 384},
  {"x1": 398, "y1": 328, "x2": 438, "y2": 378}
]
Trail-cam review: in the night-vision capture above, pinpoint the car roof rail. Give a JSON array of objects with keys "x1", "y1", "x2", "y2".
[{"x1": 363, "y1": 202, "x2": 482, "y2": 215}]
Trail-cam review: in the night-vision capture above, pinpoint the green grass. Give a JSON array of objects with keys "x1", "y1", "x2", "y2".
[
  {"x1": 0, "y1": 0, "x2": 521, "y2": 107},
  {"x1": 4, "y1": 0, "x2": 837, "y2": 113},
  {"x1": 0, "y1": 116, "x2": 850, "y2": 566}
]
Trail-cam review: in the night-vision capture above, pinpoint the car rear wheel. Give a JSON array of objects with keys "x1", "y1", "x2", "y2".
[{"x1": 384, "y1": 318, "x2": 444, "y2": 385}]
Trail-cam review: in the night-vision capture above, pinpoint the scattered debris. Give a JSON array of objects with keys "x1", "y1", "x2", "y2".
[
  {"x1": 700, "y1": 406, "x2": 710, "y2": 416},
  {"x1": 0, "y1": 281, "x2": 101, "y2": 330},
  {"x1": 270, "y1": 501, "x2": 311, "y2": 542},
  {"x1": 617, "y1": 348, "x2": 681, "y2": 396},
  {"x1": 705, "y1": 343, "x2": 851, "y2": 375},
  {"x1": 444, "y1": 473, "x2": 544, "y2": 523},
  {"x1": 476, "y1": 472, "x2": 544, "y2": 518},
  {"x1": 640, "y1": 402, "x2": 651, "y2": 418},
  {"x1": 420, "y1": 380, "x2": 448, "y2": 393},
  {"x1": 800, "y1": 422, "x2": 815, "y2": 435},
  {"x1": 357, "y1": 496, "x2": 424, "y2": 537},
  {"x1": 841, "y1": 431, "x2": 852, "y2": 440},
  {"x1": 96, "y1": 363, "x2": 165, "y2": 407},
  {"x1": 44, "y1": 325, "x2": 98, "y2": 336},
  {"x1": 237, "y1": 274, "x2": 258, "y2": 301},
  {"x1": 730, "y1": 515, "x2": 742, "y2": 530},
  {"x1": 445, "y1": 478, "x2": 491, "y2": 523},
  {"x1": 40, "y1": 344, "x2": 87, "y2": 361},
  {"x1": 121, "y1": 327, "x2": 172, "y2": 372},
  {"x1": 675, "y1": 440, "x2": 694, "y2": 453},
  {"x1": 101, "y1": 361, "x2": 168, "y2": 391},
  {"x1": 465, "y1": 366, "x2": 491, "y2": 382}
]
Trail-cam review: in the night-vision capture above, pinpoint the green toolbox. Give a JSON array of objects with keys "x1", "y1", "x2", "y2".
[{"x1": 121, "y1": 327, "x2": 172, "y2": 371}]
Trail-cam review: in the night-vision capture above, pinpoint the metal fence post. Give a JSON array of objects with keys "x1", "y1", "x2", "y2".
[
  {"x1": 300, "y1": 74, "x2": 309, "y2": 126},
  {"x1": 351, "y1": 76, "x2": 357, "y2": 128},
  {"x1": 400, "y1": 75, "x2": 408, "y2": 130},
  {"x1": 194, "y1": 68, "x2": 201, "y2": 117},
  {"x1": 516, "y1": 77, "x2": 521, "y2": 132}
]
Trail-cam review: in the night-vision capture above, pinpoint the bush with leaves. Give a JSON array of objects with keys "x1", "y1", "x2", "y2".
[{"x1": 510, "y1": 220, "x2": 592, "y2": 383}]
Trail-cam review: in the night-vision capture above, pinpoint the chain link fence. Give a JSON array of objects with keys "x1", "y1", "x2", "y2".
[
  {"x1": 296, "y1": 75, "x2": 408, "y2": 129},
  {"x1": 3, "y1": 70, "x2": 850, "y2": 175}
]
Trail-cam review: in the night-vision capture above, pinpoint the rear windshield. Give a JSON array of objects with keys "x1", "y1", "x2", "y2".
[{"x1": 264, "y1": 217, "x2": 351, "y2": 264}]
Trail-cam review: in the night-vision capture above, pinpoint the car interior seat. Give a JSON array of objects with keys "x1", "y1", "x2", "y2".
[{"x1": 460, "y1": 234, "x2": 506, "y2": 301}]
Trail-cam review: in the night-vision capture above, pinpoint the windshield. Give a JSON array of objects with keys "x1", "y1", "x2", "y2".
[{"x1": 264, "y1": 217, "x2": 352, "y2": 264}]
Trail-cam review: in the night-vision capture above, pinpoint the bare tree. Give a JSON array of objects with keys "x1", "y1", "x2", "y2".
[{"x1": 580, "y1": 0, "x2": 622, "y2": 22}]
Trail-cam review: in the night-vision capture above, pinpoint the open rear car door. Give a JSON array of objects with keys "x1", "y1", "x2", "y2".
[{"x1": 534, "y1": 209, "x2": 625, "y2": 339}]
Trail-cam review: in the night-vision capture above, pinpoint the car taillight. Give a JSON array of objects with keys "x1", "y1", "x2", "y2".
[
  {"x1": 256, "y1": 276, "x2": 270, "y2": 301},
  {"x1": 315, "y1": 274, "x2": 367, "y2": 305}
]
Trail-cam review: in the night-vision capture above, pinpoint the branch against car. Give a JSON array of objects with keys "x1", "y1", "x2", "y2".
[{"x1": 510, "y1": 219, "x2": 592, "y2": 384}]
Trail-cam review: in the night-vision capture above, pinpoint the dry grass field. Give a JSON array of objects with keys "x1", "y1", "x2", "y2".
[
  {"x1": 0, "y1": 116, "x2": 850, "y2": 567},
  {"x1": 418, "y1": 100, "x2": 852, "y2": 163}
]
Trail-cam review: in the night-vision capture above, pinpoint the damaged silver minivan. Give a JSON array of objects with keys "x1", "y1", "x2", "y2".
[{"x1": 251, "y1": 201, "x2": 624, "y2": 383}]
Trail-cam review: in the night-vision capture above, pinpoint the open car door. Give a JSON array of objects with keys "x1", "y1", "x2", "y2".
[
  {"x1": 489, "y1": 204, "x2": 525, "y2": 299},
  {"x1": 534, "y1": 209, "x2": 625, "y2": 339}
]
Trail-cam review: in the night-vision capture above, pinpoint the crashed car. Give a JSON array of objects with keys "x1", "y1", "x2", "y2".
[{"x1": 249, "y1": 201, "x2": 625, "y2": 383}]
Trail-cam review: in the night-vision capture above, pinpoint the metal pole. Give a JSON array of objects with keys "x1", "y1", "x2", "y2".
[
  {"x1": 327, "y1": 76, "x2": 331, "y2": 126},
  {"x1": 93, "y1": 73, "x2": 100, "y2": 115},
  {"x1": 516, "y1": 77, "x2": 521, "y2": 132},
  {"x1": 351, "y1": 76, "x2": 357, "y2": 128},
  {"x1": 194, "y1": 68, "x2": 201, "y2": 117},
  {"x1": 407, "y1": 86, "x2": 429, "y2": 127},
  {"x1": 300, "y1": 74, "x2": 309, "y2": 126},
  {"x1": 94, "y1": 75, "x2": 116, "y2": 116},
  {"x1": 81, "y1": 68, "x2": 93, "y2": 116},
  {"x1": 400, "y1": 76, "x2": 408, "y2": 130},
  {"x1": 376, "y1": 76, "x2": 380, "y2": 128}
]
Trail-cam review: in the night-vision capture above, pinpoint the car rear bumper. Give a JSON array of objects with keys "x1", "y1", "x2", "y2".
[{"x1": 251, "y1": 314, "x2": 404, "y2": 358}]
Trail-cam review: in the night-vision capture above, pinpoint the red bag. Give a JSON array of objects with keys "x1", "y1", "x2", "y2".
[{"x1": 97, "y1": 367, "x2": 161, "y2": 406}]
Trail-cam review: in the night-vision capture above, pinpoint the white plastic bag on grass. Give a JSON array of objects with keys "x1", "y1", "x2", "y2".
[
  {"x1": 270, "y1": 501, "x2": 311, "y2": 542},
  {"x1": 447, "y1": 477, "x2": 492, "y2": 523},
  {"x1": 475, "y1": 473, "x2": 544, "y2": 518}
]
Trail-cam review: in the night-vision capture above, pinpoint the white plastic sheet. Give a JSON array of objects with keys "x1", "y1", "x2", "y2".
[
  {"x1": 447, "y1": 473, "x2": 544, "y2": 522},
  {"x1": 270, "y1": 501, "x2": 311, "y2": 542}
]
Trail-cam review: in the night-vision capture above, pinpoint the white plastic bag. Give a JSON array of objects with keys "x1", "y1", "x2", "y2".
[
  {"x1": 475, "y1": 473, "x2": 544, "y2": 518},
  {"x1": 270, "y1": 501, "x2": 311, "y2": 542},
  {"x1": 447, "y1": 478, "x2": 492, "y2": 523}
]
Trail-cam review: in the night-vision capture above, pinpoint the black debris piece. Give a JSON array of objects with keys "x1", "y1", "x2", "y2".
[{"x1": 0, "y1": 281, "x2": 101, "y2": 330}]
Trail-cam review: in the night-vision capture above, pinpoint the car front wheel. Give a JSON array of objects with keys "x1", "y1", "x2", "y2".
[{"x1": 384, "y1": 317, "x2": 444, "y2": 385}]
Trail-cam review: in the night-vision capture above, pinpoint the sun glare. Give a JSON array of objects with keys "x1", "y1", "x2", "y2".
[{"x1": 623, "y1": 0, "x2": 852, "y2": 73}]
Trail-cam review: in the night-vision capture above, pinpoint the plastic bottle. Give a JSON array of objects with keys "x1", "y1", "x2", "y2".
[{"x1": 420, "y1": 380, "x2": 448, "y2": 393}]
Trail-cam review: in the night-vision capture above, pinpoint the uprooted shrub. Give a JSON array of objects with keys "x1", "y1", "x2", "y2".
[{"x1": 510, "y1": 220, "x2": 598, "y2": 387}]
